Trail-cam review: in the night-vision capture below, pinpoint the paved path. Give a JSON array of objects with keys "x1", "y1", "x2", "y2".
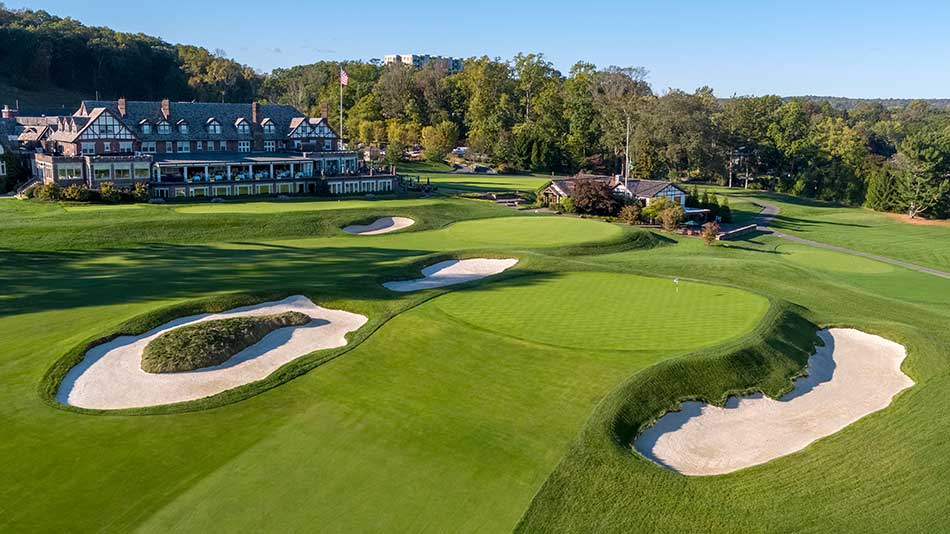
[{"x1": 752, "y1": 201, "x2": 950, "y2": 279}]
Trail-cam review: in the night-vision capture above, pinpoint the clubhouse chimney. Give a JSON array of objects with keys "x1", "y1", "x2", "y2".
[
  {"x1": 252, "y1": 101, "x2": 260, "y2": 124},
  {"x1": 117, "y1": 97, "x2": 127, "y2": 117},
  {"x1": 320, "y1": 103, "x2": 328, "y2": 120},
  {"x1": 161, "y1": 99, "x2": 170, "y2": 119}
]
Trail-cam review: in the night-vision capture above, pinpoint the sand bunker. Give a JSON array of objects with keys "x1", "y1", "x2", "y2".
[
  {"x1": 635, "y1": 328, "x2": 913, "y2": 476},
  {"x1": 57, "y1": 296, "x2": 367, "y2": 410},
  {"x1": 383, "y1": 258, "x2": 518, "y2": 292},
  {"x1": 343, "y1": 216, "x2": 415, "y2": 235}
]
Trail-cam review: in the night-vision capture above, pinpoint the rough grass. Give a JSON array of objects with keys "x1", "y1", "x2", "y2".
[{"x1": 140, "y1": 311, "x2": 311, "y2": 373}]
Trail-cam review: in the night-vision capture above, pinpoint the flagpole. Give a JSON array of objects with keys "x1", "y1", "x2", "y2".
[{"x1": 339, "y1": 68, "x2": 344, "y2": 148}]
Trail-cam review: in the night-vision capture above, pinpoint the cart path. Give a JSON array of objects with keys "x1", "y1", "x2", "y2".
[{"x1": 752, "y1": 201, "x2": 950, "y2": 279}]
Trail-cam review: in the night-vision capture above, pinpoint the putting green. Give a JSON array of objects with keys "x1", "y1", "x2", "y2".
[
  {"x1": 433, "y1": 272, "x2": 769, "y2": 351},
  {"x1": 438, "y1": 216, "x2": 622, "y2": 248}
]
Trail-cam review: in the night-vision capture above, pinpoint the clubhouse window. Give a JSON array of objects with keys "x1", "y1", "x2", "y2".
[
  {"x1": 177, "y1": 142, "x2": 190, "y2": 153},
  {"x1": 81, "y1": 142, "x2": 96, "y2": 155},
  {"x1": 119, "y1": 141, "x2": 133, "y2": 153},
  {"x1": 142, "y1": 142, "x2": 156, "y2": 153},
  {"x1": 238, "y1": 141, "x2": 251, "y2": 153}
]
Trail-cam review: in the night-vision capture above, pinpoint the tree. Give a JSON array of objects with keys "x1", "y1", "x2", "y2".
[
  {"x1": 618, "y1": 204, "x2": 642, "y2": 224},
  {"x1": 593, "y1": 66, "x2": 651, "y2": 176},
  {"x1": 894, "y1": 131, "x2": 950, "y2": 218},
  {"x1": 564, "y1": 62, "x2": 600, "y2": 168},
  {"x1": 422, "y1": 121, "x2": 459, "y2": 162},
  {"x1": 701, "y1": 221, "x2": 720, "y2": 244},
  {"x1": 571, "y1": 180, "x2": 618, "y2": 215},
  {"x1": 659, "y1": 205, "x2": 685, "y2": 231}
]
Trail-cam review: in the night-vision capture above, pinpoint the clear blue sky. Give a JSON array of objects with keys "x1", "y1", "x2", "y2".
[{"x1": 9, "y1": 0, "x2": 950, "y2": 98}]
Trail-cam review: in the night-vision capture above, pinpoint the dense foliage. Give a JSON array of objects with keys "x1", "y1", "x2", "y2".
[
  {"x1": 141, "y1": 311, "x2": 311, "y2": 373},
  {"x1": 0, "y1": 5, "x2": 260, "y2": 103},
  {"x1": 3, "y1": 5, "x2": 948, "y2": 218}
]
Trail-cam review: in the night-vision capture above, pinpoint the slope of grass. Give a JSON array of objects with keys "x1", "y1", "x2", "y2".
[{"x1": 141, "y1": 311, "x2": 311, "y2": 373}]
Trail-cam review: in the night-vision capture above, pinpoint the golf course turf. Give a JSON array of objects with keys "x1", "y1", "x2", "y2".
[{"x1": 1, "y1": 193, "x2": 947, "y2": 533}]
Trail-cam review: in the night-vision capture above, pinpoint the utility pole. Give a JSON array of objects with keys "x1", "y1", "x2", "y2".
[{"x1": 624, "y1": 115, "x2": 631, "y2": 190}]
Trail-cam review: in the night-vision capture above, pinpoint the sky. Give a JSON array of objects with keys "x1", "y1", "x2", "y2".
[{"x1": 9, "y1": 0, "x2": 950, "y2": 98}]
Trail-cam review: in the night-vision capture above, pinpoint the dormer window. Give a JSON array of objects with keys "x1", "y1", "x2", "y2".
[
  {"x1": 178, "y1": 121, "x2": 189, "y2": 134},
  {"x1": 263, "y1": 122, "x2": 275, "y2": 135},
  {"x1": 207, "y1": 119, "x2": 221, "y2": 135},
  {"x1": 141, "y1": 122, "x2": 152, "y2": 134},
  {"x1": 237, "y1": 122, "x2": 250, "y2": 135},
  {"x1": 157, "y1": 120, "x2": 170, "y2": 135}
]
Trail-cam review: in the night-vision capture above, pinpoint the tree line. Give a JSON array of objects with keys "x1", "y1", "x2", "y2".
[
  {"x1": 0, "y1": 6, "x2": 261, "y2": 104},
  {"x1": 2, "y1": 6, "x2": 948, "y2": 218}
]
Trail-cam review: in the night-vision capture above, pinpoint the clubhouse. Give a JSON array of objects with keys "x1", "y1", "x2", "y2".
[{"x1": 18, "y1": 99, "x2": 398, "y2": 198}]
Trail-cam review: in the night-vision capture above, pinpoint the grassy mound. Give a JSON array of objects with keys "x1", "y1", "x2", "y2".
[
  {"x1": 515, "y1": 302, "x2": 822, "y2": 533},
  {"x1": 141, "y1": 311, "x2": 311, "y2": 373}
]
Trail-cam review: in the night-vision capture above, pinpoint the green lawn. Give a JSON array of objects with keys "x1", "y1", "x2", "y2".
[
  {"x1": 708, "y1": 186, "x2": 950, "y2": 271},
  {"x1": 2, "y1": 194, "x2": 950, "y2": 533},
  {"x1": 174, "y1": 197, "x2": 439, "y2": 214}
]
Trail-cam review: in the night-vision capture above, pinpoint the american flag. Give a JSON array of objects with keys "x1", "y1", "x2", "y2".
[{"x1": 340, "y1": 68, "x2": 349, "y2": 86}]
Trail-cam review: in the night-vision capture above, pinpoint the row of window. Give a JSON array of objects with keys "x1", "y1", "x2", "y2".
[
  {"x1": 140, "y1": 120, "x2": 276, "y2": 136},
  {"x1": 58, "y1": 163, "x2": 150, "y2": 181},
  {"x1": 155, "y1": 179, "x2": 392, "y2": 199},
  {"x1": 81, "y1": 139, "x2": 333, "y2": 155}
]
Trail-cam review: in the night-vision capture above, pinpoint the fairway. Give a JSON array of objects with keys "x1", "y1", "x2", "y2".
[
  {"x1": 435, "y1": 272, "x2": 769, "y2": 351},
  {"x1": 711, "y1": 187, "x2": 950, "y2": 272}
]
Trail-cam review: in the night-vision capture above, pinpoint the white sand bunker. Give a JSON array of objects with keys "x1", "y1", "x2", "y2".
[
  {"x1": 635, "y1": 328, "x2": 913, "y2": 476},
  {"x1": 343, "y1": 216, "x2": 414, "y2": 235},
  {"x1": 57, "y1": 296, "x2": 367, "y2": 410},
  {"x1": 383, "y1": 258, "x2": 518, "y2": 292}
]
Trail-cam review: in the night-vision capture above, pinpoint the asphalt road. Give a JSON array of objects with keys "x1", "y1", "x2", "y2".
[{"x1": 752, "y1": 201, "x2": 950, "y2": 280}]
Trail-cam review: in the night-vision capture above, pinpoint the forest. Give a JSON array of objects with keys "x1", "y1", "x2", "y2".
[{"x1": 1, "y1": 5, "x2": 948, "y2": 218}]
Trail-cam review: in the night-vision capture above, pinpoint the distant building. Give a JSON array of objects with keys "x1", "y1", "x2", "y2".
[
  {"x1": 13, "y1": 98, "x2": 400, "y2": 198},
  {"x1": 540, "y1": 173, "x2": 688, "y2": 207},
  {"x1": 383, "y1": 54, "x2": 463, "y2": 73}
]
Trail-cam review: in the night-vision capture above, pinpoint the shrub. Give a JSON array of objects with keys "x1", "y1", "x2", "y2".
[
  {"x1": 559, "y1": 196, "x2": 575, "y2": 213},
  {"x1": 98, "y1": 182, "x2": 121, "y2": 203},
  {"x1": 61, "y1": 184, "x2": 92, "y2": 202},
  {"x1": 141, "y1": 311, "x2": 311, "y2": 373},
  {"x1": 34, "y1": 183, "x2": 62, "y2": 201},
  {"x1": 132, "y1": 182, "x2": 150, "y2": 202},
  {"x1": 701, "y1": 221, "x2": 720, "y2": 244},
  {"x1": 642, "y1": 196, "x2": 673, "y2": 222},
  {"x1": 618, "y1": 204, "x2": 642, "y2": 225},
  {"x1": 719, "y1": 196, "x2": 733, "y2": 223},
  {"x1": 659, "y1": 205, "x2": 685, "y2": 232}
]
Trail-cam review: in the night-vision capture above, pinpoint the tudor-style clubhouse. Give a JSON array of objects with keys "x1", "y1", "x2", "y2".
[{"x1": 18, "y1": 99, "x2": 399, "y2": 198}]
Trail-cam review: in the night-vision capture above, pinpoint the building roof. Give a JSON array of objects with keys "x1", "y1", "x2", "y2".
[
  {"x1": 75, "y1": 100, "x2": 336, "y2": 143},
  {"x1": 616, "y1": 178, "x2": 686, "y2": 198}
]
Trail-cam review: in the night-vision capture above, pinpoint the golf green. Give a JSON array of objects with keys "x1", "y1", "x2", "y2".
[{"x1": 434, "y1": 272, "x2": 769, "y2": 351}]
